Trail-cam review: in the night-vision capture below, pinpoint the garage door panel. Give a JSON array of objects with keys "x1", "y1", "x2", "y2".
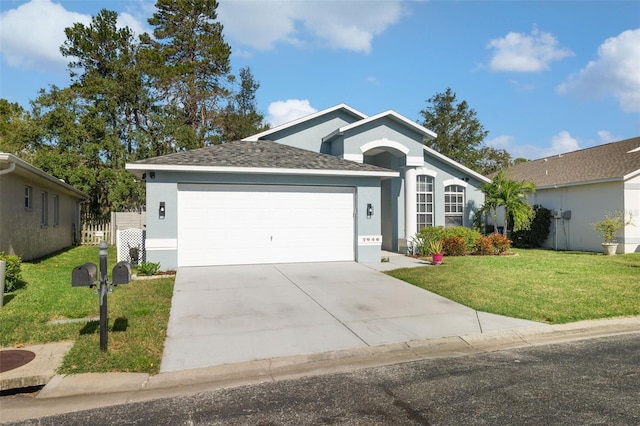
[{"x1": 178, "y1": 185, "x2": 355, "y2": 266}]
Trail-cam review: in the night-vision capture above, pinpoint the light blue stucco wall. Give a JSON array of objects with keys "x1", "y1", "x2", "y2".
[
  {"x1": 341, "y1": 118, "x2": 426, "y2": 159},
  {"x1": 259, "y1": 109, "x2": 361, "y2": 154},
  {"x1": 144, "y1": 171, "x2": 385, "y2": 270}
]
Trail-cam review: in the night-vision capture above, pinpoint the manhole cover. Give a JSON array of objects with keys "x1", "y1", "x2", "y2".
[{"x1": 0, "y1": 350, "x2": 36, "y2": 373}]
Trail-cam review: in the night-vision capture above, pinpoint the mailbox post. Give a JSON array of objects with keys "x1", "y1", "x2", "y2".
[
  {"x1": 71, "y1": 240, "x2": 131, "y2": 352},
  {"x1": 98, "y1": 240, "x2": 109, "y2": 351}
]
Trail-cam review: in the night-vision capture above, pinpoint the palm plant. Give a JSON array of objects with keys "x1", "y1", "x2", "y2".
[{"x1": 479, "y1": 170, "x2": 536, "y2": 235}]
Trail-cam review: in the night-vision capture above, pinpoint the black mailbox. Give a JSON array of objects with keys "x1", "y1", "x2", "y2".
[
  {"x1": 72, "y1": 262, "x2": 97, "y2": 287},
  {"x1": 112, "y1": 261, "x2": 131, "y2": 286}
]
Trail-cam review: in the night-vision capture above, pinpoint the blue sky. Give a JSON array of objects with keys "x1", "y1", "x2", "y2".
[{"x1": 1, "y1": 0, "x2": 639, "y2": 160}]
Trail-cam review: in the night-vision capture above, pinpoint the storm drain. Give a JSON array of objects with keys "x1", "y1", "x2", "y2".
[{"x1": 0, "y1": 350, "x2": 36, "y2": 373}]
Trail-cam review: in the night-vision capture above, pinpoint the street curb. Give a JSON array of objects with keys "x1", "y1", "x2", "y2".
[
  {"x1": 1, "y1": 317, "x2": 638, "y2": 423},
  {"x1": 38, "y1": 316, "x2": 640, "y2": 399}
]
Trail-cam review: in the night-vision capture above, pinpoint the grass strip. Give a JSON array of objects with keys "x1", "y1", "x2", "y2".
[{"x1": 386, "y1": 249, "x2": 640, "y2": 324}]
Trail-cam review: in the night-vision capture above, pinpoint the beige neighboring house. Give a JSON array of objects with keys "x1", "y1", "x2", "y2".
[
  {"x1": 505, "y1": 136, "x2": 640, "y2": 254},
  {"x1": 0, "y1": 153, "x2": 87, "y2": 260}
]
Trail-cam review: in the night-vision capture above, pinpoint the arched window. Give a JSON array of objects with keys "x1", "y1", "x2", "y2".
[
  {"x1": 444, "y1": 185, "x2": 465, "y2": 227},
  {"x1": 416, "y1": 175, "x2": 434, "y2": 231}
]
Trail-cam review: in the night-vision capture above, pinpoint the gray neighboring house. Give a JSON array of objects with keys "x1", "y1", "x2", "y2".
[
  {"x1": 126, "y1": 104, "x2": 489, "y2": 269},
  {"x1": 0, "y1": 153, "x2": 87, "y2": 260},
  {"x1": 504, "y1": 136, "x2": 640, "y2": 254}
]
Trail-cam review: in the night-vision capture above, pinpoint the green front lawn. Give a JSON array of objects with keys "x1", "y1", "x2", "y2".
[
  {"x1": 387, "y1": 249, "x2": 640, "y2": 324},
  {"x1": 0, "y1": 246, "x2": 174, "y2": 374},
  {"x1": 2, "y1": 246, "x2": 638, "y2": 375}
]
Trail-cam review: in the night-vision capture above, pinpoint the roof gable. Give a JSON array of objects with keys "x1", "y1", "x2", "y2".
[
  {"x1": 505, "y1": 136, "x2": 640, "y2": 187},
  {"x1": 243, "y1": 104, "x2": 367, "y2": 142},
  {"x1": 323, "y1": 110, "x2": 437, "y2": 142}
]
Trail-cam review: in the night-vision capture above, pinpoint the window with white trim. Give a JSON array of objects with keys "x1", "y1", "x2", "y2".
[
  {"x1": 444, "y1": 185, "x2": 465, "y2": 227},
  {"x1": 41, "y1": 191, "x2": 48, "y2": 226},
  {"x1": 53, "y1": 194, "x2": 59, "y2": 225},
  {"x1": 25, "y1": 186, "x2": 33, "y2": 209},
  {"x1": 416, "y1": 175, "x2": 434, "y2": 231}
]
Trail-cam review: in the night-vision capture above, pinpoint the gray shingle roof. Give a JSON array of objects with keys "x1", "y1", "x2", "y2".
[
  {"x1": 505, "y1": 136, "x2": 640, "y2": 187},
  {"x1": 130, "y1": 140, "x2": 395, "y2": 174}
]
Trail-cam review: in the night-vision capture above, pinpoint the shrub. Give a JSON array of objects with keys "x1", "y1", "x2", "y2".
[
  {"x1": 442, "y1": 236, "x2": 466, "y2": 256},
  {"x1": 412, "y1": 226, "x2": 446, "y2": 256},
  {"x1": 511, "y1": 205, "x2": 552, "y2": 248},
  {"x1": 489, "y1": 233, "x2": 512, "y2": 254},
  {"x1": 136, "y1": 261, "x2": 161, "y2": 276},
  {"x1": 416, "y1": 226, "x2": 446, "y2": 244},
  {"x1": 474, "y1": 233, "x2": 512, "y2": 255},
  {"x1": 0, "y1": 252, "x2": 25, "y2": 293},
  {"x1": 441, "y1": 226, "x2": 482, "y2": 253},
  {"x1": 475, "y1": 236, "x2": 494, "y2": 255}
]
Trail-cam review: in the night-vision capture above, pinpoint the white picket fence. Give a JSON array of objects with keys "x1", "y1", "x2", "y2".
[
  {"x1": 81, "y1": 211, "x2": 146, "y2": 246},
  {"x1": 81, "y1": 222, "x2": 112, "y2": 245}
]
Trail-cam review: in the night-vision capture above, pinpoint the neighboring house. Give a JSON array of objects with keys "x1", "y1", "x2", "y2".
[
  {"x1": 0, "y1": 153, "x2": 87, "y2": 260},
  {"x1": 504, "y1": 136, "x2": 640, "y2": 254},
  {"x1": 126, "y1": 104, "x2": 489, "y2": 269}
]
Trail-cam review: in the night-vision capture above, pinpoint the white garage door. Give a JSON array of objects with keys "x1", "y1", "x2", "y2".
[{"x1": 177, "y1": 184, "x2": 355, "y2": 266}]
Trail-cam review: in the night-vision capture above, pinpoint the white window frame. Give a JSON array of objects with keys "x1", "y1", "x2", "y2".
[
  {"x1": 444, "y1": 184, "x2": 465, "y2": 227},
  {"x1": 41, "y1": 191, "x2": 48, "y2": 226},
  {"x1": 25, "y1": 186, "x2": 33, "y2": 209},
  {"x1": 416, "y1": 175, "x2": 434, "y2": 232}
]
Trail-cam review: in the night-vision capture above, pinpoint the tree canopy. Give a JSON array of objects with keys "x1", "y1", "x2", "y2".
[
  {"x1": 1, "y1": 2, "x2": 267, "y2": 220},
  {"x1": 419, "y1": 88, "x2": 511, "y2": 175}
]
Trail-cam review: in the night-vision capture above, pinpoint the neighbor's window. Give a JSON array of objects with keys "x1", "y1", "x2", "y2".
[
  {"x1": 41, "y1": 191, "x2": 48, "y2": 226},
  {"x1": 53, "y1": 194, "x2": 59, "y2": 225},
  {"x1": 25, "y1": 186, "x2": 32, "y2": 209},
  {"x1": 416, "y1": 175, "x2": 434, "y2": 232},
  {"x1": 444, "y1": 185, "x2": 465, "y2": 227}
]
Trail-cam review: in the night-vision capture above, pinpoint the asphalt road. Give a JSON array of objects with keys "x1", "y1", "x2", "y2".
[{"x1": 8, "y1": 333, "x2": 640, "y2": 425}]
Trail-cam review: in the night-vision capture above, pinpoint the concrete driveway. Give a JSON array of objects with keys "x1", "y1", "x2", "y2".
[{"x1": 160, "y1": 261, "x2": 541, "y2": 372}]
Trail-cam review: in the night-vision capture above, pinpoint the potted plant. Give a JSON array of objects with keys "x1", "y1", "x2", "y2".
[
  {"x1": 593, "y1": 211, "x2": 633, "y2": 255},
  {"x1": 426, "y1": 239, "x2": 444, "y2": 264}
]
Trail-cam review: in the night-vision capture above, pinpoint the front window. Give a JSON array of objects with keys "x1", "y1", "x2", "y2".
[
  {"x1": 416, "y1": 175, "x2": 434, "y2": 232},
  {"x1": 444, "y1": 185, "x2": 465, "y2": 227}
]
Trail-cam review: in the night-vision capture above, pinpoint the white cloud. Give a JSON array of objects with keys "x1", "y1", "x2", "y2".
[
  {"x1": 597, "y1": 130, "x2": 617, "y2": 144},
  {"x1": 267, "y1": 99, "x2": 317, "y2": 127},
  {"x1": 0, "y1": 0, "x2": 90, "y2": 70},
  {"x1": 486, "y1": 26, "x2": 574, "y2": 72},
  {"x1": 557, "y1": 29, "x2": 640, "y2": 113},
  {"x1": 488, "y1": 132, "x2": 581, "y2": 159},
  {"x1": 218, "y1": 1, "x2": 406, "y2": 53},
  {"x1": 485, "y1": 135, "x2": 514, "y2": 150},
  {"x1": 0, "y1": 0, "x2": 149, "y2": 73},
  {"x1": 548, "y1": 131, "x2": 580, "y2": 155}
]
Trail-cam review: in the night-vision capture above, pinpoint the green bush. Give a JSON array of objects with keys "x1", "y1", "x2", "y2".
[
  {"x1": 136, "y1": 261, "x2": 161, "y2": 276},
  {"x1": 441, "y1": 226, "x2": 483, "y2": 253},
  {"x1": 511, "y1": 205, "x2": 552, "y2": 248},
  {"x1": 0, "y1": 252, "x2": 25, "y2": 293}
]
